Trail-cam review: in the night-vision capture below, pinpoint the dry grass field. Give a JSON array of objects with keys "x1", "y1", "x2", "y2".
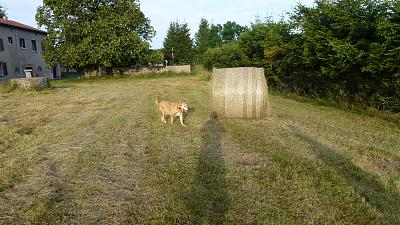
[{"x1": 0, "y1": 74, "x2": 399, "y2": 224}]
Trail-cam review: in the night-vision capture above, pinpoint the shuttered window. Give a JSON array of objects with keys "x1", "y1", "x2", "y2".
[
  {"x1": 19, "y1": 38, "x2": 26, "y2": 49},
  {"x1": 32, "y1": 40, "x2": 37, "y2": 52},
  {"x1": 0, "y1": 63, "x2": 8, "y2": 77},
  {"x1": 0, "y1": 39, "x2": 4, "y2": 51}
]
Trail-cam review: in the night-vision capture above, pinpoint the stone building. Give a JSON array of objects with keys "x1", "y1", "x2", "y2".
[{"x1": 0, "y1": 18, "x2": 60, "y2": 82}]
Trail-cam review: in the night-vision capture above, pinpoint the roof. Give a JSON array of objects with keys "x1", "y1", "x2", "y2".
[{"x1": 0, "y1": 18, "x2": 47, "y2": 35}]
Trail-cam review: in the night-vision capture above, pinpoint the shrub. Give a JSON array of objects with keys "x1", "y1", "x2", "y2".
[{"x1": 203, "y1": 43, "x2": 250, "y2": 70}]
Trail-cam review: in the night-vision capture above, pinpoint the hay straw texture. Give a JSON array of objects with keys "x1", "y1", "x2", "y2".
[{"x1": 212, "y1": 67, "x2": 269, "y2": 119}]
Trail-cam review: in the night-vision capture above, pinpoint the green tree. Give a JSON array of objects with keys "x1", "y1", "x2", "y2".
[
  {"x1": 163, "y1": 21, "x2": 194, "y2": 65},
  {"x1": 0, "y1": 4, "x2": 6, "y2": 18},
  {"x1": 239, "y1": 18, "x2": 292, "y2": 89},
  {"x1": 145, "y1": 49, "x2": 164, "y2": 66},
  {"x1": 280, "y1": 0, "x2": 400, "y2": 111},
  {"x1": 362, "y1": 1, "x2": 400, "y2": 110},
  {"x1": 206, "y1": 21, "x2": 246, "y2": 48},
  {"x1": 221, "y1": 21, "x2": 247, "y2": 42},
  {"x1": 203, "y1": 42, "x2": 250, "y2": 70},
  {"x1": 194, "y1": 18, "x2": 211, "y2": 62},
  {"x1": 36, "y1": 0, "x2": 154, "y2": 72},
  {"x1": 163, "y1": 22, "x2": 178, "y2": 65},
  {"x1": 208, "y1": 24, "x2": 223, "y2": 48}
]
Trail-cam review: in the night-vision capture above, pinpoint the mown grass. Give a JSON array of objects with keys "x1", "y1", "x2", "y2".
[
  {"x1": 0, "y1": 73, "x2": 399, "y2": 224},
  {"x1": 270, "y1": 89, "x2": 400, "y2": 127},
  {"x1": 51, "y1": 71, "x2": 194, "y2": 85}
]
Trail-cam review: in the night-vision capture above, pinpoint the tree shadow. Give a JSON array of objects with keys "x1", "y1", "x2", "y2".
[
  {"x1": 291, "y1": 127, "x2": 400, "y2": 224},
  {"x1": 187, "y1": 112, "x2": 230, "y2": 224}
]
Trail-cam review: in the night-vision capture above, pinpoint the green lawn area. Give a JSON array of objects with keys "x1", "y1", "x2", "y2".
[{"x1": 0, "y1": 75, "x2": 399, "y2": 224}]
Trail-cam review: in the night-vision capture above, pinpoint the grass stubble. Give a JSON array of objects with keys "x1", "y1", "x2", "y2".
[{"x1": 0, "y1": 73, "x2": 399, "y2": 224}]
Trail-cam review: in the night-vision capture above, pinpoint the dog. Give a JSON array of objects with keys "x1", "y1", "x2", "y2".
[{"x1": 156, "y1": 98, "x2": 189, "y2": 126}]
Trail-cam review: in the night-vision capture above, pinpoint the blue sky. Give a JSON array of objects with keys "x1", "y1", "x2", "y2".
[{"x1": 1, "y1": 0, "x2": 314, "y2": 49}]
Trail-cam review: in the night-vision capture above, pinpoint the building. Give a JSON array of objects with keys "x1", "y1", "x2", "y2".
[{"x1": 0, "y1": 18, "x2": 60, "y2": 82}]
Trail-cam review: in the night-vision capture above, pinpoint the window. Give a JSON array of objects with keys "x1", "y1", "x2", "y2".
[
  {"x1": 0, "y1": 63, "x2": 8, "y2": 77},
  {"x1": 32, "y1": 40, "x2": 37, "y2": 52},
  {"x1": 8, "y1": 37, "x2": 13, "y2": 44},
  {"x1": 19, "y1": 38, "x2": 26, "y2": 49},
  {"x1": 0, "y1": 39, "x2": 4, "y2": 51}
]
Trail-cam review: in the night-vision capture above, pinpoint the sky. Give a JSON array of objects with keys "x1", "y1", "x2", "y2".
[{"x1": 1, "y1": 0, "x2": 314, "y2": 49}]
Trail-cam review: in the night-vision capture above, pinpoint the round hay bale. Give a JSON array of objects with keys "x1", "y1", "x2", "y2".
[
  {"x1": 10, "y1": 77, "x2": 51, "y2": 90},
  {"x1": 212, "y1": 67, "x2": 268, "y2": 119}
]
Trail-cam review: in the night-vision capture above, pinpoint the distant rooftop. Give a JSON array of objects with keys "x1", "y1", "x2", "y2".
[{"x1": 0, "y1": 18, "x2": 47, "y2": 35}]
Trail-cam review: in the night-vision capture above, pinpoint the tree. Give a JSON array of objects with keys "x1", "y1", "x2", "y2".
[
  {"x1": 145, "y1": 49, "x2": 164, "y2": 66},
  {"x1": 239, "y1": 18, "x2": 291, "y2": 88},
  {"x1": 0, "y1": 4, "x2": 6, "y2": 18},
  {"x1": 207, "y1": 21, "x2": 246, "y2": 48},
  {"x1": 36, "y1": 0, "x2": 155, "y2": 71},
  {"x1": 203, "y1": 43, "x2": 250, "y2": 70},
  {"x1": 362, "y1": 0, "x2": 400, "y2": 111},
  {"x1": 221, "y1": 21, "x2": 247, "y2": 42},
  {"x1": 208, "y1": 24, "x2": 223, "y2": 48},
  {"x1": 163, "y1": 21, "x2": 194, "y2": 65},
  {"x1": 273, "y1": 0, "x2": 400, "y2": 111},
  {"x1": 194, "y1": 18, "x2": 211, "y2": 62},
  {"x1": 286, "y1": 0, "x2": 389, "y2": 98}
]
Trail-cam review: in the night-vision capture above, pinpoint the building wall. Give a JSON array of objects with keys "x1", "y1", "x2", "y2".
[{"x1": 0, "y1": 26, "x2": 55, "y2": 82}]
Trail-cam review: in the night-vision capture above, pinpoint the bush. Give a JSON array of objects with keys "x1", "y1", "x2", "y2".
[
  {"x1": 192, "y1": 65, "x2": 212, "y2": 81},
  {"x1": 203, "y1": 43, "x2": 250, "y2": 70},
  {"x1": 145, "y1": 50, "x2": 164, "y2": 66},
  {"x1": 243, "y1": 0, "x2": 400, "y2": 112}
]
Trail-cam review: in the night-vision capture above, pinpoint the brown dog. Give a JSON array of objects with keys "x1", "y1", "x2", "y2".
[{"x1": 156, "y1": 98, "x2": 189, "y2": 126}]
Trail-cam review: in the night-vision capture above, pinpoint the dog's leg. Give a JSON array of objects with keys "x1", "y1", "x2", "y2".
[
  {"x1": 180, "y1": 114, "x2": 186, "y2": 126},
  {"x1": 161, "y1": 112, "x2": 166, "y2": 123},
  {"x1": 171, "y1": 115, "x2": 174, "y2": 124}
]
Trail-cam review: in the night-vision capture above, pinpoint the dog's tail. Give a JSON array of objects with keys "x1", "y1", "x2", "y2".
[{"x1": 155, "y1": 97, "x2": 159, "y2": 106}]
